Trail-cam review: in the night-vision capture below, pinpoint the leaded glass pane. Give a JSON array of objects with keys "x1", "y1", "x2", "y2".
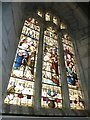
[
  {"x1": 53, "y1": 16, "x2": 58, "y2": 25},
  {"x1": 41, "y1": 27, "x2": 62, "y2": 108},
  {"x1": 62, "y1": 34, "x2": 84, "y2": 110},
  {"x1": 60, "y1": 22, "x2": 67, "y2": 29},
  {"x1": 4, "y1": 18, "x2": 40, "y2": 106},
  {"x1": 45, "y1": 13, "x2": 50, "y2": 21},
  {"x1": 37, "y1": 11, "x2": 43, "y2": 17}
]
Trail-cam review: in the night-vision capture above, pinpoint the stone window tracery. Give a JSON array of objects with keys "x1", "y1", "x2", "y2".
[{"x1": 4, "y1": 11, "x2": 84, "y2": 110}]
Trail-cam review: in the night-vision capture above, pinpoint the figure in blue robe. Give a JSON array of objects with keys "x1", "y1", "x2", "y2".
[{"x1": 14, "y1": 54, "x2": 23, "y2": 70}]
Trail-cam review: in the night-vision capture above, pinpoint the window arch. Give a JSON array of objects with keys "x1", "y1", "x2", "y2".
[
  {"x1": 62, "y1": 34, "x2": 84, "y2": 110},
  {"x1": 4, "y1": 18, "x2": 40, "y2": 106},
  {"x1": 41, "y1": 27, "x2": 62, "y2": 108},
  {"x1": 4, "y1": 11, "x2": 84, "y2": 111}
]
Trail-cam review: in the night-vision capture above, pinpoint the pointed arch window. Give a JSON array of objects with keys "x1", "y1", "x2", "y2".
[
  {"x1": 62, "y1": 34, "x2": 84, "y2": 110},
  {"x1": 4, "y1": 11, "x2": 85, "y2": 111},
  {"x1": 4, "y1": 18, "x2": 40, "y2": 106},
  {"x1": 41, "y1": 27, "x2": 62, "y2": 108}
]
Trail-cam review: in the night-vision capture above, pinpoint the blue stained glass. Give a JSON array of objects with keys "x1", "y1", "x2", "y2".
[
  {"x1": 62, "y1": 34, "x2": 84, "y2": 110},
  {"x1": 41, "y1": 27, "x2": 62, "y2": 108},
  {"x1": 4, "y1": 18, "x2": 40, "y2": 106}
]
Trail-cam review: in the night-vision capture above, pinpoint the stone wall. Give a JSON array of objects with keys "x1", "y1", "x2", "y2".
[{"x1": 71, "y1": 23, "x2": 89, "y2": 111}]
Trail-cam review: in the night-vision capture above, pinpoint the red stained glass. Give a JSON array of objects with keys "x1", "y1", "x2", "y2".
[
  {"x1": 74, "y1": 100, "x2": 77, "y2": 104},
  {"x1": 27, "y1": 95, "x2": 31, "y2": 99},
  {"x1": 54, "y1": 99, "x2": 57, "y2": 102},
  {"x1": 62, "y1": 34, "x2": 84, "y2": 110},
  {"x1": 41, "y1": 27, "x2": 62, "y2": 108},
  {"x1": 43, "y1": 97, "x2": 46, "y2": 101},
  {"x1": 4, "y1": 18, "x2": 40, "y2": 107},
  {"x1": 18, "y1": 94, "x2": 23, "y2": 98},
  {"x1": 58, "y1": 99, "x2": 61, "y2": 103}
]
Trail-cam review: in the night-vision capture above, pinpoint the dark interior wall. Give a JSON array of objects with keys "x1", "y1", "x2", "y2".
[
  {"x1": 2, "y1": 2, "x2": 25, "y2": 102},
  {"x1": 77, "y1": 2, "x2": 89, "y2": 18}
]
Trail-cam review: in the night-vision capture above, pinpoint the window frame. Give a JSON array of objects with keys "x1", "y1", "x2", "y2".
[{"x1": 2, "y1": 11, "x2": 86, "y2": 116}]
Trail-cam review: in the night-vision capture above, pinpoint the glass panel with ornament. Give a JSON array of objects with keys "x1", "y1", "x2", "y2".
[
  {"x1": 41, "y1": 27, "x2": 62, "y2": 108},
  {"x1": 60, "y1": 22, "x2": 67, "y2": 29},
  {"x1": 62, "y1": 34, "x2": 84, "y2": 110},
  {"x1": 45, "y1": 13, "x2": 51, "y2": 21},
  {"x1": 37, "y1": 10, "x2": 43, "y2": 17},
  {"x1": 4, "y1": 18, "x2": 40, "y2": 106},
  {"x1": 53, "y1": 16, "x2": 58, "y2": 25}
]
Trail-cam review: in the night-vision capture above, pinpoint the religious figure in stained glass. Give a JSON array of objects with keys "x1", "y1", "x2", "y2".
[
  {"x1": 4, "y1": 18, "x2": 40, "y2": 106},
  {"x1": 62, "y1": 34, "x2": 84, "y2": 110},
  {"x1": 41, "y1": 27, "x2": 62, "y2": 108},
  {"x1": 4, "y1": 10, "x2": 85, "y2": 110}
]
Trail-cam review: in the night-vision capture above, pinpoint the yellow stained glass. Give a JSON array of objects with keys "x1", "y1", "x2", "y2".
[
  {"x1": 62, "y1": 34, "x2": 84, "y2": 110},
  {"x1": 53, "y1": 16, "x2": 58, "y2": 25},
  {"x1": 4, "y1": 18, "x2": 40, "y2": 106},
  {"x1": 37, "y1": 11, "x2": 43, "y2": 17},
  {"x1": 45, "y1": 13, "x2": 50, "y2": 21},
  {"x1": 41, "y1": 27, "x2": 62, "y2": 108}
]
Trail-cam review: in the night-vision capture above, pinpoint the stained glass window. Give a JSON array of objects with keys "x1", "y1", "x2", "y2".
[
  {"x1": 4, "y1": 10, "x2": 85, "y2": 110},
  {"x1": 45, "y1": 13, "x2": 51, "y2": 21},
  {"x1": 41, "y1": 27, "x2": 62, "y2": 108},
  {"x1": 53, "y1": 16, "x2": 58, "y2": 25},
  {"x1": 4, "y1": 18, "x2": 40, "y2": 106},
  {"x1": 62, "y1": 34, "x2": 84, "y2": 110}
]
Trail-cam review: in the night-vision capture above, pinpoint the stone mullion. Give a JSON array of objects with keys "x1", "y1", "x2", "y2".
[
  {"x1": 58, "y1": 32, "x2": 70, "y2": 110},
  {"x1": 34, "y1": 23, "x2": 45, "y2": 112}
]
